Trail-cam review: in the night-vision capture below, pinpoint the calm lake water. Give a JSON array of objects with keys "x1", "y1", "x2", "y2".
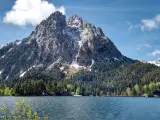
[{"x1": 0, "y1": 97, "x2": 160, "y2": 120}]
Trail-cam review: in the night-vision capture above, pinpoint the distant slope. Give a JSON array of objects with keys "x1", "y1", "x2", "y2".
[{"x1": 140, "y1": 59, "x2": 160, "y2": 67}]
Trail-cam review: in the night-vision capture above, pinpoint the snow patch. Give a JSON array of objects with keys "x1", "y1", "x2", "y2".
[
  {"x1": 68, "y1": 24, "x2": 79, "y2": 28},
  {"x1": 7, "y1": 48, "x2": 13, "y2": 53},
  {"x1": 114, "y1": 57, "x2": 119, "y2": 61},
  {"x1": 70, "y1": 59, "x2": 95, "y2": 71},
  {"x1": 15, "y1": 41, "x2": 22, "y2": 45},
  {"x1": 70, "y1": 63, "x2": 82, "y2": 69},
  {"x1": 79, "y1": 28, "x2": 92, "y2": 48},
  {"x1": 141, "y1": 59, "x2": 160, "y2": 67},
  {"x1": 48, "y1": 62, "x2": 56, "y2": 69},
  {"x1": 91, "y1": 59, "x2": 95, "y2": 67},
  {"x1": 148, "y1": 60, "x2": 160, "y2": 67},
  {"x1": 88, "y1": 59, "x2": 95, "y2": 71},
  {"x1": 26, "y1": 40, "x2": 31, "y2": 44},
  {"x1": 60, "y1": 66, "x2": 65, "y2": 71},
  {"x1": 20, "y1": 71, "x2": 27, "y2": 77},
  {"x1": 78, "y1": 41, "x2": 83, "y2": 48},
  {"x1": 28, "y1": 65, "x2": 36, "y2": 71},
  {"x1": 19, "y1": 65, "x2": 36, "y2": 77},
  {"x1": 80, "y1": 28, "x2": 89, "y2": 42},
  {"x1": 47, "y1": 57, "x2": 62, "y2": 69},
  {"x1": 5, "y1": 75, "x2": 9, "y2": 80},
  {"x1": 0, "y1": 70, "x2": 3, "y2": 75},
  {"x1": 70, "y1": 56, "x2": 82, "y2": 69},
  {"x1": 0, "y1": 44, "x2": 7, "y2": 49},
  {"x1": 0, "y1": 55, "x2": 5, "y2": 59},
  {"x1": 72, "y1": 19, "x2": 79, "y2": 24}
]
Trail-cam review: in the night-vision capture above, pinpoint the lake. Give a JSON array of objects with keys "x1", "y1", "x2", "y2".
[{"x1": 0, "y1": 97, "x2": 160, "y2": 120}]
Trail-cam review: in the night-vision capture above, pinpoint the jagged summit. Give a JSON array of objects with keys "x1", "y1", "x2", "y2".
[
  {"x1": 67, "y1": 15, "x2": 83, "y2": 28},
  {"x1": 40, "y1": 11, "x2": 66, "y2": 27},
  {"x1": 0, "y1": 11, "x2": 135, "y2": 80}
]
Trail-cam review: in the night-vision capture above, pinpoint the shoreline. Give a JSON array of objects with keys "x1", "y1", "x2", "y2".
[{"x1": 0, "y1": 95, "x2": 159, "y2": 98}]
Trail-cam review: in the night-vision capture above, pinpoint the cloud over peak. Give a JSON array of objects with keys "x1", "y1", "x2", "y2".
[{"x1": 3, "y1": 0, "x2": 65, "y2": 26}]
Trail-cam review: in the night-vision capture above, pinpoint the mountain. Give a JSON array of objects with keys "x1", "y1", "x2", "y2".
[
  {"x1": 0, "y1": 11, "x2": 135, "y2": 80},
  {"x1": 140, "y1": 59, "x2": 160, "y2": 67},
  {"x1": 1, "y1": 12, "x2": 160, "y2": 97}
]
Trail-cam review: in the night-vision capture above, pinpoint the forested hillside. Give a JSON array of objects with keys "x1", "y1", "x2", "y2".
[{"x1": 1, "y1": 62, "x2": 160, "y2": 97}]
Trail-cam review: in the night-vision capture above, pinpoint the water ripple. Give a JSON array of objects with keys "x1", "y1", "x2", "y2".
[{"x1": 1, "y1": 97, "x2": 160, "y2": 120}]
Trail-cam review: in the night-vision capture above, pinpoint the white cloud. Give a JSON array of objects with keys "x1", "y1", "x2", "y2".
[
  {"x1": 149, "y1": 49, "x2": 160, "y2": 56},
  {"x1": 141, "y1": 14, "x2": 160, "y2": 31},
  {"x1": 141, "y1": 19, "x2": 157, "y2": 30},
  {"x1": 144, "y1": 44, "x2": 152, "y2": 48},
  {"x1": 155, "y1": 14, "x2": 160, "y2": 22},
  {"x1": 136, "y1": 44, "x2": 152, "y2": 50},
  {"x1": 126, "y1": 21, "x2": 133, "y2": 30},
  {"x1": 126, "y1": 21, "x2": 140, "y2": 30},
  {"x1": 3, "y1": 0, "x2": 65, "y2": 26}
]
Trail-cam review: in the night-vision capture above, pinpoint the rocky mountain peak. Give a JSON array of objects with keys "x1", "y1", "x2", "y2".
[
  {"x1": 0, "y1": 11, "x2": 136, "y2": 80},
  {"x1": 96, "y1": 27, "x2": 105, "y2": 37},
  {"x1": 32, "y1": 11, "x2": 66, "y2": 39},
  {"x1": 41, "y1": 11, "x2": 66, "y2": 27},
  {"x1": 67, "y1": 15, "x2": 83, "y2": 28}
]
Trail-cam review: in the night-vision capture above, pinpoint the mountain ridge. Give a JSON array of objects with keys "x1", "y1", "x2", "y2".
[{"x1": 0, "y1": 11, "x2": 136, "y2": 80}]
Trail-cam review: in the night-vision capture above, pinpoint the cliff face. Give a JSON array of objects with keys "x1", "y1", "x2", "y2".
[{"x1": 0, "y1": 11, "x2": 135, "y2": 80}]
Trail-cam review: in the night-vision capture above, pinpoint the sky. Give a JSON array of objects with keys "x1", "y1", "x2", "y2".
[{"x1": 0, "y1": 0, "x2": 160, "y2": 61}]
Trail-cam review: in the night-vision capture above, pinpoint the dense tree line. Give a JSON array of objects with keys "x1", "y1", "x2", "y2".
[{"x1": 0, "y1": 62, "x2": 160, "y2": 97}]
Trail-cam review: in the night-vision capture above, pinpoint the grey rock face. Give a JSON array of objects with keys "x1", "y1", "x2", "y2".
[{"x1": 0, "y1": 11, "x2": 135, "y2": 80}]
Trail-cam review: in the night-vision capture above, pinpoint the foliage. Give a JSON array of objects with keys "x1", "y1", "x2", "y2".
[
  {"x1": 0, "y1": 62, "x2": 160, "y2": 97},
  {"x1": 0, "y1": 99, "x2": 48, "y2": 120}
]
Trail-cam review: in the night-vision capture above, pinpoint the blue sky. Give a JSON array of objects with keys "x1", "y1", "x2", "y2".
[{"x1": 0, "y1": 0, "x2": 160, "y2": 61}]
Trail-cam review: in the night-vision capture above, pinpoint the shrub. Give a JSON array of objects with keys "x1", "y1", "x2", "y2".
[{"x1": 0, "y1": 99, "x2": 48, "y2": 120}]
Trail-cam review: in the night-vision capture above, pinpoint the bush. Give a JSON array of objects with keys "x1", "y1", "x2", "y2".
[{"x1": 0, "y1": 99, "x2": 48, "y2": 120}]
